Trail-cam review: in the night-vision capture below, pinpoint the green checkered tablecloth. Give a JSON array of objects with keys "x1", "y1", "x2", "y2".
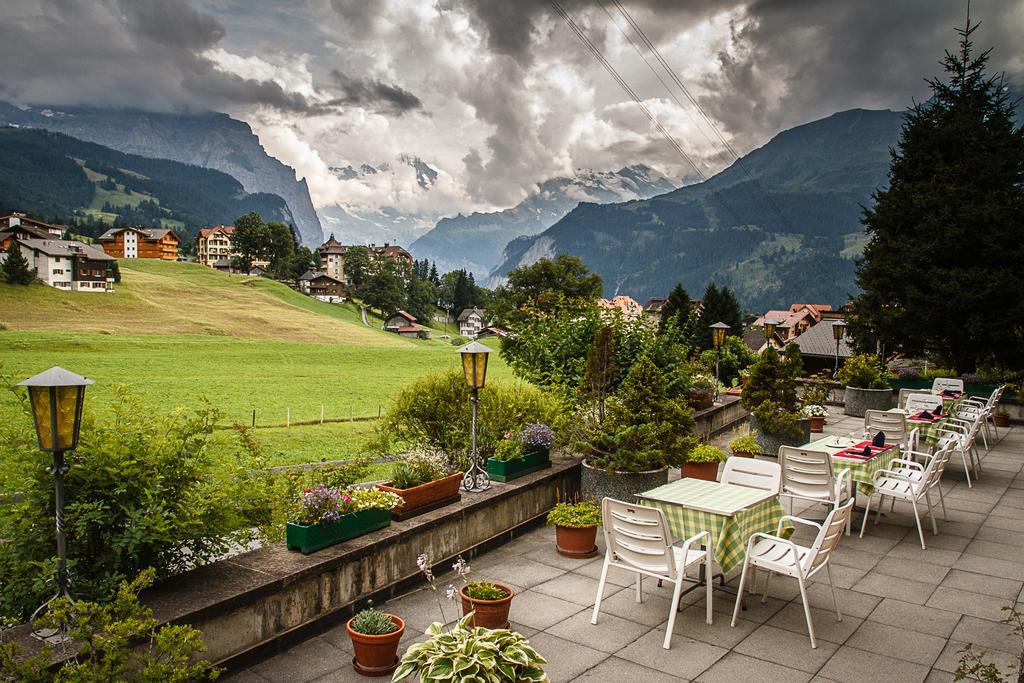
[
  {"x1": 638, "y1": 479, "x2": 788, "y2": 573},
  {"x1": 804, "y1": 436, "x2": 902, "y2": 495}
]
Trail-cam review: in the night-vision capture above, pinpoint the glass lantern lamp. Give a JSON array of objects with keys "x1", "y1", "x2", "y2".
[{"x1": 458, "y1": 342, "x2": 491, "y2": 492}]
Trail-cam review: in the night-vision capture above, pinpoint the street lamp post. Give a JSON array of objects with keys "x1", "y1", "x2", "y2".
[
  {"x1": 710, "y1": 322, "x2": 730, "y2": 402},
  {"x1": 17, "y1": 366, "x2": 93, "y2": 640},
  {"x1": 763, "y1": 317, "x2": 779, "y2": 345},
  {"x1": 458, "y1": 341, "x2": 491, "y2": 492},
  {"x1": 831, "y1": 320, "x2": 848, "y2": 377}
]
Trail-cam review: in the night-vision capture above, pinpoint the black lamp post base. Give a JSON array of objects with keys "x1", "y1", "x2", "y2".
[
  {"x1": 462, "y1": 464, "x2": 491, "y2": 492},
  {"x1": 30, "y1": 591, "x2": 74, "y2": 643}
]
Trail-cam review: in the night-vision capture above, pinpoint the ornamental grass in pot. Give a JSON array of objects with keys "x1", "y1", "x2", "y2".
[
  {"x1": 683, "y1": 444, "x2": 728, "y2": 481},
  {"x1": 378, "y1": 449, "x2": 462, "y2": 521},
  {"x1": 346, "y1": 605, "x2": 405, "y2": 676},
  {"x1": 728, "y1": 433, "x2": 760, "y2": 458},
  {"x1": 546, "y1": 499, "x2": 601, "y2": 558}
]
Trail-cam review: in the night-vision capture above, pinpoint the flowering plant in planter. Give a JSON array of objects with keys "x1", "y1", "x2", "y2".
[
  {"x1": 522, "y1": 423, "x2": 555, "y2": 451},
  {"x1": 294, "y1": 485, "x2": 402, "y2": 525},
  {"x1": 547, "y1": 499, "x2": 601, "y2": 558},
  {"x1": 801, "y1": 404, "x2": 829, "y2": 418},
  {"x1": 683, "y1": 444, "x2": 728, "y2": 481},
  {"x1": 388, "y1": 449, "x2": 455, "y2": 489}
]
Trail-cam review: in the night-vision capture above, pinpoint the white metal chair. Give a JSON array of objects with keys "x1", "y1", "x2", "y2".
[
  {"x1": 779, "y1": 446, "x2": 852, "y2": 534},
  {"x1": 904, "y1": 393, "x2": 943, "y2": 413},
  {"x1": 888, "y1": 441, "x2": 954, "y2": 523},
  {"x1": 860, "y1": 439, "x2": 951, "y2": 549},
  {"x1": 592, "y1": 498, "x2": 712, "y2": 650},
  {"x1": 960, "y1": 386, "x2": 1003, "y2": 447},
  {"x1": 934, "y1": 414, "x2": 981, "y2": 486},
  {"x1": 932, "y1": 378, "x2": 964, "y2": 394},
  {"x1": 731, "y1": 500, "x2": 854, "y2": 648},
  {"x1": 864, "y1": 410, "x2": 910, "y2": 449},
  {"x1": 720, "y1": 457, "x2": 782, "y2": 494}
]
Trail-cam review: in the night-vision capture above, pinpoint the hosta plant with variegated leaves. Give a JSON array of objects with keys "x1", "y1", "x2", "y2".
[{"x1": 391, "y1": 613, "x2": 548, "y2": 682}]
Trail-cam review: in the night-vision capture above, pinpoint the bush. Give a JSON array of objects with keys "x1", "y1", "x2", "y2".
[
  {"x1": 582, "y1": 356, "x2": 697, "y2": 472},
  {"x1": 741, "y1": 344, "x2": 805, "y2": 437},
  {"x1": 349, "y1": 607, "x2": 398, "y2": 636},
  {"x1": 0, "y1": 384, "x2": 274, "y2": 620},
  {"x1": 727, "y1": 434, "x2": 760, "y2": 454},
  {"x1": 698, "y1": 335, "x2": 757, "y2": 386},
  {"x1": 546, "y1": 500, "x2": 601, "y2": 528},
  {"x1": 837, "y1": 354, "x2": 889, "y2": 389},
  {"x1": 687, "y1": 444, "x2": 729, "y2": 464},
  {"x1": 371, "y1": 370, "x2": 567, "y2": 460}
]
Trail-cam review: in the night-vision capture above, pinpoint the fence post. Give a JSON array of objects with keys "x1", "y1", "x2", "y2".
[
  {"x1": 377, "y1": 404, "x2": 381, "y2": 419},
  {"x1": 349, "y1": 406, "x2": 354, "y2": 422},
  {"x1": 320, "y1": 404, "x2": 324, "y2": 425},
  {"x1": 252, "y1": 409, "x2": 256, "y2": 428}
]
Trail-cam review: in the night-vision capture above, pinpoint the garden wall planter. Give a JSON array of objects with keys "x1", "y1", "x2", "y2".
[
  {"x1": 554, "y1": 525, "x2": 598, "y2": 559},
  {"x1": 378, "y1": 472, "x2": 463, "y2": 521},
  {"x1": 460, "y1": 583, "x2": 515, "y2": 629},
  {"x1": 749, "y1": 415, "x2": 812, "y2": 457},
  {"x1": 286, "y1": 508, "x2": 391, "y2": 554},
  {"x1": 346, "y1": 614, "x2": 405, "y2": 676},
  {"x1": 688, "y1": 389, "x2": 715, "y2": 411},
  {"x1": 580, "y1": 460, "x2": 669, "y2": 503},
  {"x1": 486, "y1": 448, "x2": 551, "y2": 483},
  {"x1": 844, "y1": 386, "x2": 894, "y2": 417},
  {"x1": 682, "y1": 461, "x2": 720, "y2": 481},
  {"x1": 809, "y1": 416, "x2": 825, "y2": 432}
]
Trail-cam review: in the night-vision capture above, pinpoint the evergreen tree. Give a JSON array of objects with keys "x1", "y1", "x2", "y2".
[
  {"x1": 3, "y1": 246, "x2": 36, "y2": 285},
  {"x1": 849, "y1": 16, "x2": 1024, "y2": 372},
  {"x1": 695, "y1": 282, "x2": 742, "y2": 350},
  {"x1": 579, "y1": 325, "x2": 620, "y2": 423},
  {"x1": 428, "y1": 262, "x2": 440, "y2": 286},
  {"x1": 659, "y1": 282, "x2": 696, "y2": 339},
  {"x1": 453, "y1": 270, "x2": 474, "y2": 312}
]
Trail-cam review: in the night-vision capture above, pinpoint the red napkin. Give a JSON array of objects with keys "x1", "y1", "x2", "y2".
[
  {"x1": 910, "y1": 410, "x2": 939, "y2": 422},
  {"x1": 835, "y1": 441, "x2": 893, "y2": 460},
  {"x1": 939, "y1": 390, "x2": 962, "y2": 398}
]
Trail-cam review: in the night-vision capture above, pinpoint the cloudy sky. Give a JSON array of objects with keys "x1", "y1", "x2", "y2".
[{"x1": 2, "y1": 0, "x2": 1023, "y2": 218}]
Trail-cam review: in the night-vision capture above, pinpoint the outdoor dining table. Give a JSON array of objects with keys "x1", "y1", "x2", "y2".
[
  {"x1": 804, "y1": 435, "x2": 902, "y2": 496},
  {"x1": 888, "y1": 407, "x2": 951, "y2": 446},
  {"x1": 636, "y1": 478, "x2": 788, "y2": 574}
]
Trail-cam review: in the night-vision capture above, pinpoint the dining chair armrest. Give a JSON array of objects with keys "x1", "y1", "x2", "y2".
[
  {"x1": 890, "y1": 458, "x2": 924, "y2": 471},
  {"x1": 873, "y1": 469, "x2": 916, "y2": 485},
  {"x1": 834, "y1": 468, "x2": 851, "y2": 500},
  {"x1": 676, "y1": 530, "x2": 710, "y2": 556},
  {"x1": 777, "y1": 515, "x2": 821, "y2": 536},
  {"x1": 902, "y1": 448, "x2": 934, "y2": 461}
]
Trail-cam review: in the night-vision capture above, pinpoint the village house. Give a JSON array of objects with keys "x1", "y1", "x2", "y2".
[
  {"x1": 98, "y1": 226, "x2": 180, "y2": 260},
  {"x1": 5, "y1": 238, "x2": 115, "y2": 292},
  {"x1": 317, "y1": 236, "x2": 414, "y2": 287},
  {"x1": 0, "y1": 213, "x2": 65, "y2": 237},
  {"x1": 642, "y1": 295, "x2": 705, "y2": 325},
  {"x1": 597, "y1": 295, "x2": 644, "y2": 321},
  {"x1": 383, "y1": 310, "x2": 432, "y2": 339},
  {"x1": 305, "y1": 273, "x2": 346, "y2": 303},
  {"x1": 457, "y1": 307, "x2": 487, "y2": 338},
  {"x1": 197, "y1": 225, "x2": 271, "y2": 270},
  {"x1": 753, "y1": 303, "x2": 833, "y2": 341}
]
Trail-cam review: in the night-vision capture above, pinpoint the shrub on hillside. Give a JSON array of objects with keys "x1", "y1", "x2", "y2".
[{"x1": 371, "y1": 370, "x2": 568, "y2": 461}]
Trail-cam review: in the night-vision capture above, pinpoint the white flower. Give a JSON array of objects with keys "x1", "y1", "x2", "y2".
[{"x1": 445, "y1": 584, "x2": 458, "y2": 602}]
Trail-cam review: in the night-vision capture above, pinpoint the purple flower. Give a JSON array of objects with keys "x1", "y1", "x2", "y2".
[
  {"x1": 521, "y1": 423, "x2": 555, "y2": 449},
  {"x1": 417, "y1": 553, "x2": 433, "y2": 581},
  {"x1": 451, "y1": 556, "x2": 470, "y2": 579}
]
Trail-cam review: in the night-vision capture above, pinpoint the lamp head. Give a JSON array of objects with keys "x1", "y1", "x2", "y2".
[
  {"x1": 458, "y1": 341, "x2": 491, "y2": 390},
  {"x1": 710, "y1": 322, "x2": 730, "y2": 348},
  {"x1": 831, "y1": 320, "x2": 847, "y2": 341},
  {"x1": 763, "y1": 318, "x2": 779, "y2": 341},
  {"x1": 17, "y1": 367, "x2": 93, "y2": 452}
]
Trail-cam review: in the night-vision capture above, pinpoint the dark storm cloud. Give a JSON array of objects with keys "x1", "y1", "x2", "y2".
[{"x1": 328, "y1": 70, "x2": 424, "y2": 115}]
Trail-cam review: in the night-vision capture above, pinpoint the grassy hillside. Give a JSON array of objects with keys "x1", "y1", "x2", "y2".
[{"x1": 0, "y1": 261, "x2": 512, "y2": 466}]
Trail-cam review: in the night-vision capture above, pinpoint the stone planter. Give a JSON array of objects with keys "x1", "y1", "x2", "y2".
[
  {"x1": 378, "y1": 472, "x2": 463, "y2": 521},
  {"x1": 460, "y1": 583, "x2": 514, "y2": 629},
  {"x1": 581, "y1": 459, "x2": 669, "y2": 503},
  {"x1": 749, "y1": 415, "x2": 812, "y2": 458},
  {"x1": 486, "y1": 448, "x2": 551, "y2": 483},
  {"x1": 554, "y1": 525, "x2": 599, "y2": 559},
  {"x1": 688, "y1": 389, "x2": 715, "y2": 411},
  {"x1": 346, "y1": 614, "x2": 404, "y2": 676},
  {"x1": 844, "y1": 386, "x2": 894, "y2": 417},
  {"x1": 286, "y1": 508, "x2": 391, "y2": 554},
  {"x1": 681, "y1": 461, "x2": 720, "y2": 481}
]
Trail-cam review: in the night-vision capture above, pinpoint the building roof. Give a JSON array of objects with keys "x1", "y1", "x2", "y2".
[
  {"x1": 643, "y1": 297, "x2": 666, "y2": 313},
  {"x1": 792, "y1": 318, "x2": 853, "y2": 358},
  {"x1": 597, "y1": 295, "x2": 643, "y2": 319},
  {"x1": 0, "y1": 224, "x2": 53, "y2": 241},
  {"x1": 213, "y1": 258, "x2": 233, "y2": 268},
  {"x1": 309, "y1": 273, "x2": 343, "y2": 285},
  {"x1": 388, "y1": 310, "x2": 417, "y2": 323},
  {"x1": 98, "y1": 226, "x2": 178, "y2": 242},
  {"x1": 458, "y1": 307, "x2": 486, "y2": 322},
  {"x1": 754, "y1": 303, "x2": 832, "y2": 330},
  {"x1": 16, "y1": 238, "x2": 114, "y2": 261},
  {"x1": 197, "y1": 225, "x2": 235, "y2": 239},
  {"x1": 0, "y1": 213, "x2": 65, "y2": 232},
  {"x1": 396, "y1": 325, "x2": 422, "y2": 333},
  {"x1": 298, "y1": 269, "x2": 324, "y2": 281}
]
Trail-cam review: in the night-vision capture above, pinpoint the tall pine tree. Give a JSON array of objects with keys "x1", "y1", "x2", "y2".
[
  {"x1": 695, "y1": 282, "x2": 742, "y2": 350},
  {"x1": 659, "y1": 282, "x2": 696, "y2": 340},
  {"x1": 849, "y1": 16, "x2": 1024, "y2": 372},
  {"x1": 3, "y1": 246, "x2": 36, "y2": 285}
]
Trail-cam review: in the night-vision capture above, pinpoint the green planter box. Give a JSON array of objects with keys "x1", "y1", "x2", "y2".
[
  {"x1": 487, "y1": 448, "x2": 551, "y2": 483},
  {"x1": 888, "y1": 378, "x2": 1003, "y2": 397},
  {"x1": 286, "y1": 508, "x2": 391, "y2": 554}
]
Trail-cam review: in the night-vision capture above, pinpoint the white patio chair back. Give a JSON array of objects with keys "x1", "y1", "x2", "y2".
[
  {"x1": 864, "y1": 410, "x2": 908, "y2": 446},
  {"x1": 897, "y1": 387, "x2": 919, "y2": 408},
  {"x1": 904, "y1": 393, "x2": 942, "y2": 412},
  {"x1": 806, "y1": 501, "x2": 855, "y2": 573},
  {"x1": 932, "y1": 378, "x2": 964, "y2": 393},
  {"x1": 601, "y1": 498, "x2": 676, "y2": 578},
  {"x1": 720, "y1": 457, "x2": 782, "y2": 494},
  {"x1": 779, "y1": 447, "x2": 835, "y2": 500}
]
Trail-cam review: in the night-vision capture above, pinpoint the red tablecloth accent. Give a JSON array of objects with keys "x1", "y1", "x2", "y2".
[{"x1": 835, "y1": 441, "x2": 896, "y2": 461}]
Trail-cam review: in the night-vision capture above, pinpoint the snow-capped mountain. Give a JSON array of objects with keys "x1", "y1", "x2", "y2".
[{"x1": 409, "y1": 164, "x2": 677, "y2": 276}]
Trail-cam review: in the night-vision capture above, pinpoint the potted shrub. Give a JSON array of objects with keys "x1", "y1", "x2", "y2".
[
  {"x1": 683, "y1": 444, "x2": 728, "y2": 481},
  {"x1": 346, "y1": 605, "x2": 405, "y2": 676},
  {"x1": 486, "y1": 423, "x2": 555, "y2": 482},
  {"x1": 741, "y1": 344, "x2": 811, "y2": 456},
  {"x1": 838, "y1": 354, "x2": 893, "y2": 417},
  {"x1": 460, "y1": 580, "x2": 515, "y2": 629},
  {"x1": 728, "y1": 434, "x2": 760, "y2": 458},
  {"x1": 285, "y1": 485, "x2": 402, "y2": 554},
  {"x1": 378, "y1": 449, "x2": 462, "y2": 521},
  {"x1": 993, "y1": 408, "x2": 1010, "y2": 428},
  {"x1": 579, "y1": 356, "x2": 697, "y2": 503},
  {"x1": 802, "y1": 404, "x2": 828, "y2": 432},
  {"x1": 546, "y1": 499, "x2": 601, "y2": 558},
  {"x1": 687, "y1": 373, "x2": 718, "y2": 410}
]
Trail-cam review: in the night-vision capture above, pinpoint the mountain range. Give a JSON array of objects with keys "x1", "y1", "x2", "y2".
[
  {"x1": 410, "y1": 165, "x2": 677, "y2": 276},
  {"x1": 489, "y1": 108, "x2": 907, "y2": 310},
  {"x1": 0, "y1": 103, "x2": 323, "y2": 246}
]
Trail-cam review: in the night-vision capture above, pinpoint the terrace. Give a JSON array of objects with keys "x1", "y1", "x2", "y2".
[{"x1": 236, "y1": 411, "x2": 1023, "y2": 682}]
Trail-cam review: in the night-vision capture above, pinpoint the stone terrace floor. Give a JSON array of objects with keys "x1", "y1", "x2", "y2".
[{"x1": 236, "y1": 412, "x2": 1023, "y2": 682}]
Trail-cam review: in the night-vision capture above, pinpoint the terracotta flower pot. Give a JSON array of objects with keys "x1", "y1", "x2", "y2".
[
  {"x1": 346, "y1": 614, "x2": 405, "y2": 677},
  {"x1": 460, "y1": 583, "x2": 514, "y2": 629},
  {"x1": 682, "y1": 461, "x2": 720, "y2": 481},
  {"x1": 731, "y1": 450, "x2": 756, "y2": 459},
  {"x1": 555, "y1": 525, "x2": 598, "y2": 559},
  {"x1": 378, "y1": 472, "x2": 463, "y2": 521},
  {"x1": 993, "y1": 413, "x2": 1010, "y2": 428},
  {"x1": 809, "y1": 416, "x2": 825, "y2": 433}
]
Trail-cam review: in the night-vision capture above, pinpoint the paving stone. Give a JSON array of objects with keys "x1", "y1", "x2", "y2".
[
  {"x1": 851, "y1": 572, "x2": 937, "y2": 605},
  {"x1": 866, "y1": 598, "x2": 961, "y2": 638},
  {"x1": 924, "y1": 669, "x2": 956, "y2": 683},
  {"x1": 571, "y1": 559, "x2": 638, "y2": 587},
  {"x1": 661, "y1": 603, "x2": 760, "y2": 649},
  {"x1": 569, "y1": 656, "x2": 685, "y2": 683},
  {"x1": 872, "y1": 556, "x2": 950, "y2": 585},
  {"x1": 524, "y1": 544, "x2": 605, "y2": 571},
  {"x1": 533, "y1": 571, "x2": 617, "y2": 606},
  {"x1": 932, "y1": 639, "x2": 1021, "y2": 674},
  {"x1": 943, "y1": 497, "x2": 996, "y2": 515},
  {"x1": 468, "y1": 556, "x2": 564, "y2": 589},
  {"x1": 807, "y1": 562, "x2": 868, "y2": 589},
  {"x1": 951, "y1": 615, "x2": 1023, "y2": 655},
  {"x1": 830, "y1": 546, "x2": 885, "y2": 571},
  {"x1": 687, "y1": 591, "x2": 789, "y2": 624},
  {"x1": 525, "y1": 632, "x2": 609, "y2": 682},
  {"x1": 926, "y1": 586, "x2": 1012, "y2": 622},
  {"x1": 591, "y1": 582, "x2": 678, "y2": 627},
  {"x1": 964, "y1": 538, "x2": 1024, "y2": 563},
  {"x1": 766, "y1": 601, "x2": 863, "y2": 644},
  {"x1": 734, "y1": 622, "x2": 839, "y2": 673},
  {"x1": 548, "y1": 608, "x2": 652, "y2": 654},
  {"x1": 249, "y1": 634, "x2": 352, "y2": 682},
  {"x1": 506, "y1": 589, "x2": 585, "y2": 630},
  {"x1": 940, "y1": 569, "x2": 1023, "y2": 600},
  {"x1": 617, "y1": 629, "x2": 728, "y2": 678},
  {"x1": 885, "y1": 541, "x2": 962, "y2": 567},
  {"x1": 845, "y1": 620, "x2": 946, "y2": 667},
  {"x1": 696, "y1": 651, "x2": 813, "y2": 683},
  {"x1": 818, "y1": 645, "x2": 930, "y2": 683},
  {"x1": 953, "y1": 553, "x2": 1024, "y2": 581},
  {"x1": 805, "y1": 583, "x2": 882, "y2": 618}
]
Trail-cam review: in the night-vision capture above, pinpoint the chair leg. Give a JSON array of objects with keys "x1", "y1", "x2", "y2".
[
  {"x1": 635, "y1": 574, "x2": 642, "y2": 603},
  {"x1": 761, "y1": 571, "x2": 772, "y2": 604},
  {"x1": 826, "y1": 563, "x2": 842, "y2": 622},
  {"x1": 731, "y1": 558, "x2": 751, "y2": 627},
  {"x1": 859, "y1": 495, "x2": 874, "y2": 538},
  {"x1": 938, "y1": 484, "x2": 948, "y2": 520},
  {"x1": 925, "y1": 491, "x2": 938, "y2": 535},
  {"x1": 910, "y1": 496, "x2": 926, "y2": 550},
  {"x1": 960, "y1": 449, "x2": 972, "y2": 488},
  {"x1": 591, "y1": 558, "x2": 610, "y2": 625},
  {"x1": 796, "y1": 574, "x2": 817, "y2": 649},
  {"x1": 664, "y1": 576, "x2": 685, "y2": 650},
  {"x1": 705, "y1": 555, "x2": 713, "y2": 625}
]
